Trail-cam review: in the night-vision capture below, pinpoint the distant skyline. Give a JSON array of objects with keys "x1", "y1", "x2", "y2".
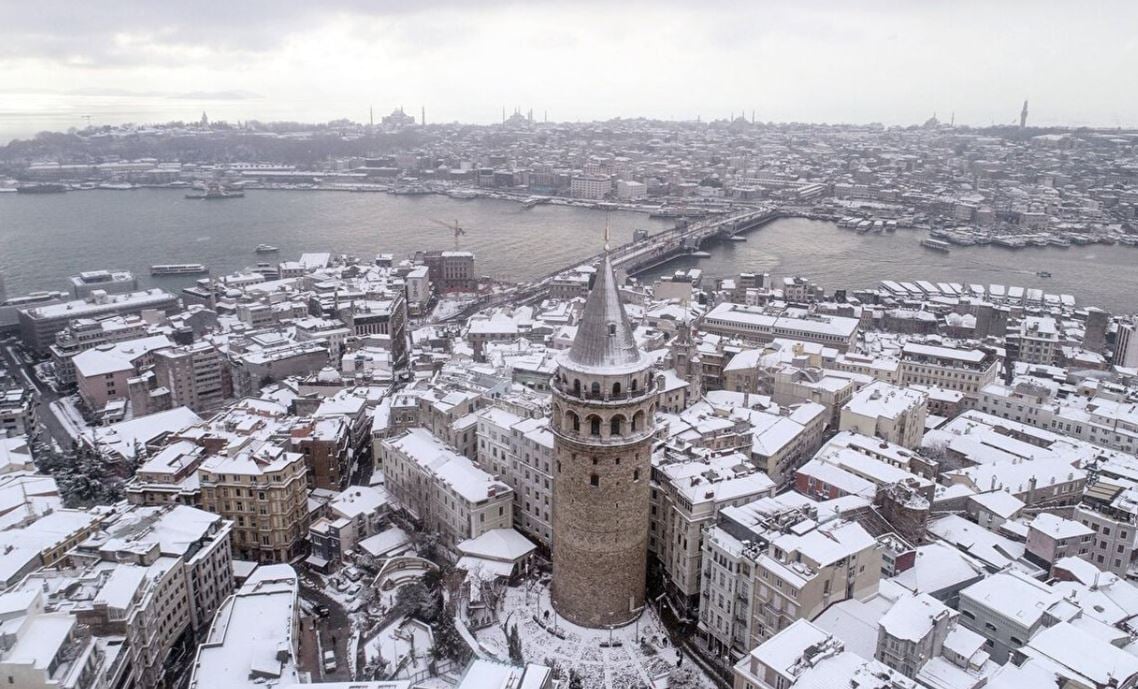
[{"x1": 2, "y1": 0, "x2": 1138, "y2": 143}]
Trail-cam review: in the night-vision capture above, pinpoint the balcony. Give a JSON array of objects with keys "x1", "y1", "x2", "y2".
[{"x1": 552, "y1": 379, "x2": 657, "y2": 405}]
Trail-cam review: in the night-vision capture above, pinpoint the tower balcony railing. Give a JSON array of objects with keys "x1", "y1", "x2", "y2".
[
  {"x1": 551, "y1": 425, "x2": 656, "y2": 447},
  {"x1": 552, "y1": 379, "x2": 657, "y2": 404}
]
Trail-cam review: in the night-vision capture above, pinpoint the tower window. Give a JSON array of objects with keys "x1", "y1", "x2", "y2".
[
  {"x1": 590, "y1": 474, "x2": 599, "y2": 487},
  {"x1": 590, "y1": 416, "x2": 601, "y2": 436},
  {"x1": 634, "y1": 468, "x2": 640, "y2": 481},
  {"x1": 611, "y1": 415, "x2": 625, "y2": 435}
]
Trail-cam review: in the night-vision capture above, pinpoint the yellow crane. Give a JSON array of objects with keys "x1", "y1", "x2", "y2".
[{"x1": 429, "y1": 218, "x2": 468, "y2": 250}]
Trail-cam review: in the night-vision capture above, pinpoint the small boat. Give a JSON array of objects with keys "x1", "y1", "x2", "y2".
[
  {"x1": 728, "y1": 235, "x2": 747, "y2": 242},
  {"x1": 1036, "y1": 271, "x2": 1053, "y2": 278},
  {"x1": 152, "y1": 263, "x2": 209, "y2": 276},
  {"x1": 920, "y1": 238, "x2": 952, "y2": 253},
  {"x1": 689, "y1": 251, "x2": 711, "y2": 258},
  {"x1": 255, "y1": 244, "x2": 279, "y2": 254}
]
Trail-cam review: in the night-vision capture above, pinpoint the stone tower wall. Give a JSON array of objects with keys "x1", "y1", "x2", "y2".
[{"x1": 551, "y1": 374, "x2": 657, "y2": 628}]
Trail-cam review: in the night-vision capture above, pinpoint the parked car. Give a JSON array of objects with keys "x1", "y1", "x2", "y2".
[
  {"x1": 313, "y1": 604, "x2": 331, "y2": 618},
  {"x1": 323, "y1": 650, "x2": 337, "y2": 673}
]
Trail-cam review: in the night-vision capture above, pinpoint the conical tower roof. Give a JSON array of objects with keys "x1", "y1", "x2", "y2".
[{"x1": 565, "y1": 254, "x2": 644, "y2": 372}]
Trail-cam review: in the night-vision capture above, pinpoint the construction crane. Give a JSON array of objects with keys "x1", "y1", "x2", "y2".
[{"x1": 429, "y1": 218, "x2": 468, "y2": 250}]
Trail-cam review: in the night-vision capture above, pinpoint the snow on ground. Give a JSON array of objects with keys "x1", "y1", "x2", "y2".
[
  {"x1": 472, "y1": 583, "x2": 717, "y2": 689},
  {"x1": 50, "y1": 396, "x2": 88, "y2": 440},
  {"x1": 431, "y1": 297, "x2": 476, "y2": 321},
  {"x1": 364, "y1": 616, "x2": 434, "y2": 679}
]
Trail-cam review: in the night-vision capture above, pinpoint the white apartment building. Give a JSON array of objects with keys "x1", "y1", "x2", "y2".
[
  {"x1": 651, "y1": 450, "x2": 775, "y2": 617},
  {"x1": 569, "y1": 174, "x2": 612, "y2": 200},
  {"x1": 839, "y1": 382, "x2": 928, "y2": 449},
  {"x1": 898, "y1": 342, "x2": 1000, "y2": 395},
  {"x1": 475, "y1": 407, "x2": 555, "y2": 547},
  {"x1": 1019, "y1": 316, "x2": 1060, "y2": 365},
  {"x1": 615, "y1": 179, "x2": 647, "y2": 200},
  {"x1": 957, "y1": 570, "x2": 1070, "y2": 664},
  {"x1": 701, "y1": 303, "x2": 860, "y2": 352},
  {"x1": 380, "y1": 428, "x2": 513, "y2": 549}
]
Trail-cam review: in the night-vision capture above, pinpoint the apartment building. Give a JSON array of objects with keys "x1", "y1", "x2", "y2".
[
  {"x1": 570, "y1": 174, "x2": 611, "y2": 199},
  {"x1": 839, "y1": 382, "x2": 927, "y2": 449},
  {"x1": 415, "y1": 250, "x2": 477, "y2": 293},
  {"x1": 475, "y1": 407, "x2": 554, "y2": 547},
  {"x1": 0, "y1": 388, "x2": 34, "y2": 437},
  {"x1": 188, "y1": 565, "x2": 301, "y2": 689},
  {"x1": 1024, "y1": 512, "x2": 1093, "y2": 570},
  {"x1": 151, "y1": 341, "x2": 232, "y2": 413},
  {"x1": 1073, "y1": 458, "x2": 1138, "y2": 576},
  {"x1": 651, "y1": 450, "x2": 775, "y2": 616},
  {"x1": 380, "y1": 428, "x2": 513, "y2": 549},
  {"x1": 19, "y1": 288, "x2": 180, "y2": 356},
  {"x1": 704, "y1": 497, "x2": 882, "y2": 658},
  {"x1": 897, "y1": 342, "x2": 1000, "y2": 395},
  {"x1": 701, "y1": 303, "x2": 860, "y2": 352},
  {"x1": 73, "y1": 335, "x2": 173, "y2": 412},
  {"x1": 308, "y1": 485, "x2": 390, "y2": 566},
  {"x1": 957, "y1": 570, "x2": 1070, "y2": 663},
  {"x1": 49, "y1": 314, "x2": 151, "y2": 386},
  {"x1": 747, "y1": 403, "x2": 829, "y2": 485},
  {"x1": 731, "y1": 620, "x2": 914, "y2": 689},
  {"x1": 1019, "y1": 316, "x2": 1060, "y2": 365},
  {"x1": 198, "y1": 445, "x2": 310, "y2": 562}
]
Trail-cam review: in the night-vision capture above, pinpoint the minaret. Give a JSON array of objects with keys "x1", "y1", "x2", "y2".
[
  {"x1": 1020, "y1": 100, "x2": 1029, "y2": 128},
  {"x1": 551, "y1": 247, "x2": 658, "y2": 628}
]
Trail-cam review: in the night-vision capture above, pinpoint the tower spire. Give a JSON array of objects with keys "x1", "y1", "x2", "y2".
[{"x1": 566, "y1": 253, "x2": 641, "y2": 370}]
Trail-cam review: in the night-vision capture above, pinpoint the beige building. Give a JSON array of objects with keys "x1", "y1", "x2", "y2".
[
  {"x1": 703, "y1": 497, "x2": 882, "y2": 659},
  {"x1": 198, "y1": 445, "x2": 310, "y2": 562},
  {"x1": 151, "y1": 341, "x2": 232, "y2": 413},
  {"x1": 650, "y1": 450, "x2": 775, "y2": 617},
  {"x1": 839, "y1": 382, "x2": 927, "y2": 449},
  {"x1": 73, "y1": 335, "x2": 172, "y2": 412}
]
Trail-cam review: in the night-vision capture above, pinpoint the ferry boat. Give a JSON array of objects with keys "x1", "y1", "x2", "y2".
[
  {"x1": 17, "y1": 183, "x2": 68, "y2": 194},
  {"x1": 920, "y1": 238, "x2": 952, "y2": 253},
  {"x1": 151, "y1": 263, "x2": 209, "y2": 276},
  {"x1": 447, "y1": 189, "x2": 480, "y2": 200},
  {"x1": 521, "y1": 196, "x2": 551, "y2": 209},
  {"x1": 255, "y1": 244, "x2": 279, "y2": 254},
  {"x1": 186, "y1": 182, "x2": 244, "y2": 200},
  {"x1": 1036, "y1": 271, "x2": 1053, "y2": 278}
]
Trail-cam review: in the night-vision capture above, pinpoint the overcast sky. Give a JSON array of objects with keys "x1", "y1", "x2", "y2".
[{"x1": 1, "y1": 0, "x2": 1136, "y2": 140}]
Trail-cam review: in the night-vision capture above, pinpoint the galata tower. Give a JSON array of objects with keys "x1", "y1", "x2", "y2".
[{"x1": 551, "y1": 253, "x2": 658, "y2": 628}]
